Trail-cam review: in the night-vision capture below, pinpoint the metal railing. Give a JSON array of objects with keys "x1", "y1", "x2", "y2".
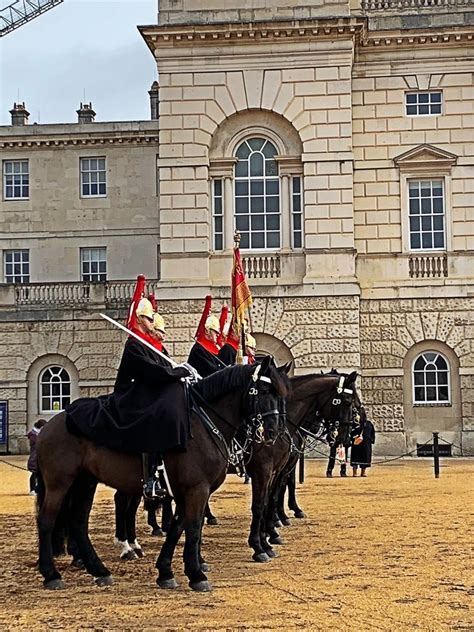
[
  {"x1": 105, "y1": 280, "x2": 160, "y2": 307},
  {"x1": 408, "y1": 255, "x2": 448, "y2": 279},
  {"x1": 361, "y1": 0, "x2": 470, "y2": 10},
  {"x1": 15, "y1": 282, "x2": 91, "y2": 305},
  {"x1": 242, "y1": 255, "x2": 281, "y2": 279}
]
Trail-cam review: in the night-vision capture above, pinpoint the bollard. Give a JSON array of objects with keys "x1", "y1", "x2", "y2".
[
  {"x1": 299, "y1": 452, "x2": 305, "y2": 484},
  {"x1": 433, "y1": 432, "x2": 440, "y2": 479}
]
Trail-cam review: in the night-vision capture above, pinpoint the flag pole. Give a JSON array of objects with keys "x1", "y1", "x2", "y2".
[{"x1": 234, "y1": 230, "x2": 244, "y2": 365}]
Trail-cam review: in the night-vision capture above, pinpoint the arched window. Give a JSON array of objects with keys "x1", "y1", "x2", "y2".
[
  {"x1": 234, "y1": 138, "x2": 280, "y2": 250},
  {"x1": 412, "y1": 352, "x2": 450, "y2": 404},
  {"x1": 39, "y1": 366, "x2": 71, "y2": 413}
]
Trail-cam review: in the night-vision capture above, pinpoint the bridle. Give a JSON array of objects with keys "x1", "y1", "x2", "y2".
[
  {"x1": 302, "y1": 376, "x2": 355, "y2": 447},
  {"x1": 243, "y1": 364, "x2": 282, "y2": 446}
]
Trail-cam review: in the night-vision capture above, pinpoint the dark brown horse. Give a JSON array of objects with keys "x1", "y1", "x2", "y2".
[{"x1": 36, "y1": 359, "x2": 289, "y2": 592}]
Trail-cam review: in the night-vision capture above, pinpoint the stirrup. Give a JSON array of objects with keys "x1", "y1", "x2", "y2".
[{"x1": 143, "y1": 479, "x2": 167, "y2": 501}]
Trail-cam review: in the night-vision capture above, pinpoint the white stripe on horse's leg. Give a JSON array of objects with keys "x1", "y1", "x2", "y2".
[
  {"x1": 130, "y1": 539, "x2": 145, "y2": 557},
  {"x1": 113, "y1": 537, "x2": 137, "y2": 560}
]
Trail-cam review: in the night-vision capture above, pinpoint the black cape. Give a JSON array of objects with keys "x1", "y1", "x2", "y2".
[
  {"x1": 66, "y1": 338, "x2": 190, "y2": 454},
  {"x1": 350, "y1": 420, "x2": 376, "y2": 468},
  {"x1": 218, "y1": 343, "x2": 237, "y2": 366},
  {"x1": 187, "y1": 342, "x2": 225, "y2": 378}
]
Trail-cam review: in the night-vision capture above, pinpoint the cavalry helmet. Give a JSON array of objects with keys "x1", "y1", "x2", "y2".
[
  {"x1": 153, "y1": 312, "x2": 166, "y2": 334},
  {"x1": 136, "y1": 297, "x2": 154, "y2": 320},
  {"x1": 205, "y1": 315, "x2": 220, "y2": 334},
  {"x1": 246, "y1": 333, "x2": 257, "y2": 350}
]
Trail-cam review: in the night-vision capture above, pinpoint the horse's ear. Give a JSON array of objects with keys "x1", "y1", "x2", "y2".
[
  {"x1": 345, "y1": 371, "x2": 358, "y2": 386},
  {"x1": 260, "y1": 355, "x2": 271, "y2": 373},
  {"x1": 279, "y1": 360, "x2": 293, "y2": 375}
]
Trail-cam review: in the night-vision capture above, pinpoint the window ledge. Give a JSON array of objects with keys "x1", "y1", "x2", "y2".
[{"x1": 413, "y1": 402, "x2": 451, "y2": 407}]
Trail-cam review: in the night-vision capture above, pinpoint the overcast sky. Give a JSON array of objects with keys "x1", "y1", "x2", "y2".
[{"x1": 0, "y1": 0, "x2": 158, "y2": 125}]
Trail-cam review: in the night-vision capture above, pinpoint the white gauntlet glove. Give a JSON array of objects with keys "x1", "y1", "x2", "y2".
[{"x1": 179, "y1": 362, "x2": 201, "y2": 383}]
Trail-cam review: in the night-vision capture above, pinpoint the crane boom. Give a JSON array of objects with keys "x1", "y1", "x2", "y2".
[{"x1": 0, "y1": 0, "x2": 64, "y2": 37}]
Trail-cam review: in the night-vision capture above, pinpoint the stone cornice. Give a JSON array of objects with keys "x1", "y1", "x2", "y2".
[
  {"x1": 0, "y1": 133, "x2": 159, "y2": 150},
  {"x1": 139, "y1": 17, "x2": 367, "y2": 50},
  {"x1": 362, "y1": 26, "x2": 474, "y2": 47}
]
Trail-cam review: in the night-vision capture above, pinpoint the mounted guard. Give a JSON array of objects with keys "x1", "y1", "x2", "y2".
[{"x1": 187, "y1": 295, "x2": 226, "y2": 377}]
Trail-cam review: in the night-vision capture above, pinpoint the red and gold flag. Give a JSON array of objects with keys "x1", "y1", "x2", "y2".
[{"x1": 231, "y1": 245, "x2": 252, "y2": 330}]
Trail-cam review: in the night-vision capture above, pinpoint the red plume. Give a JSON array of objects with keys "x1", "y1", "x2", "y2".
[
  {"x1": 127, "y1": 274, "x2": 146, "y2": 330},
  {"x1": 217, "y1": 304, "x2": 229, "y2": 347},
  {"x1": 194, "y1": 295, "x2": 212, "y2": 341},
  {"x1": 148, "y1": 293, "x2": 157, "y2": 312}
]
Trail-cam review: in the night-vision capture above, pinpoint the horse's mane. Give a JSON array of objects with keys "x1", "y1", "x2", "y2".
[{"x1": 192, "y1": 363, "x2": 290, "y2": 403}]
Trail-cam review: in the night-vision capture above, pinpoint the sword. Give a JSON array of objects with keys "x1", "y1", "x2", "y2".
[{"x1": 100, "y1": 312, "x2": 179, "y2": 368}]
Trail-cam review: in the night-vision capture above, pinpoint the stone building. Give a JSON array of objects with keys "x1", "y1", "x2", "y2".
[{"x1": 1, "y1": 0, "x2": 473, "y2": 455}]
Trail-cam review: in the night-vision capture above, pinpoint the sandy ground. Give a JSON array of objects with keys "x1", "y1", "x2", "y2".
[{"x1": 0, "y1": 456, "x2": 472, "y2": 631}]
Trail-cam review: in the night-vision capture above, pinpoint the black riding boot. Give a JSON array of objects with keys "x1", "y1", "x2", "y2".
[{"x1": 142, "y1": 453, "x2": 167, "y2": 500}]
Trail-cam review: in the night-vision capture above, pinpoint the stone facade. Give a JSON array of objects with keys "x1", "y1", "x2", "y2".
[{"x1": 1, "y1": 0, "x2": 473, "y2": 455}]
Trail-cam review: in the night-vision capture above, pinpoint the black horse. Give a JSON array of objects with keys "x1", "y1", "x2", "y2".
[
  {"x1": 244, "y1": 370, "x2": 359, "y2": 561},
  {"x1": 36, "y1": 359, "x2": 289, "y2": 592}
]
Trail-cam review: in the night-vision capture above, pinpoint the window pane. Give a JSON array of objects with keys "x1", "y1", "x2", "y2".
[
  {"x1": 433, "y1": 232, "x2": 445, "y2": 249},
  {"x1": 248, "y1": 138, "x2": 264, "y2": 151},
  {"x1": 262, "y1": 141, "x2": 277, "y2": 158},
  {"x1": 265, "y1": 160, "x2": 278, "y2": 176},
  {"x1": 267, "y1": 232, "x2": 280, "y2": 248},
  {"x1": 251, "y1": 215, "x2": 264, "y2": 231},
  {"x1": 251, "y1": 232, "x2": 265, "y2": 249},
  {"x1": 414, "y1": 387, "x2": 424, "y2": 401},
  {"x1": 251, "y1": 181, "x2": 264, "y2": 196},
  {"x1": 235, "y1": 181, "x2": 248, "y2": 196},
  {"x1": 235, "y1": 198, "x2": 249, "y2": 214},
  {"x1": 267, "y1": 214, "x2": 280, "y2": 230},
  {"x1": 235, "y1": 161, "x2": 248, "y2": 177},
  {"x1": 250, "y1": 153, "x2": 263, "y2": 177},
  {"x1": 406, "y1": 94, "x2": 417, "y2": 104},
  {"x1": 410, "y1": 234, "x2": 421, "y2": 249},
  {"x1": 236, "y1": 143, "x2": 251, "y2": 159},
  {"x1": 251, "y1": 197, "x2": 264, "y2": 213}
]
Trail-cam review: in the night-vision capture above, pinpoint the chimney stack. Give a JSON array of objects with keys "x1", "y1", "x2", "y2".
[
  {"x1": 77, "y1": 102, "x2": 96, "y2": 123},
  {"x1": 149, "y1": 81, "x2": 159, "y2": 121},
  {"x1": 10, "y1": 102, "x2": 30, "y2": 126}
]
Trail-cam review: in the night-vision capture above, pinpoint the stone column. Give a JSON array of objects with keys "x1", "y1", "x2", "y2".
[
  {"x1": 224, "y1": 175, "x2": 234, "y2": 250},
  {"x1": 281, "y1": 174, "x2": 291, "y2": 250}
]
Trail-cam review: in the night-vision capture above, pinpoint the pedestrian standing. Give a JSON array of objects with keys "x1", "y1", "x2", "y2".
[
  {"x1": 350, "y1": 407, "x2": 376, "y2": 477},
  {"x1": 27, "y1": 419, "x2": 47, "y2": 494}
]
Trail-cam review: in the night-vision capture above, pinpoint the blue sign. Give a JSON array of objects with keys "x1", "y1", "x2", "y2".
[{"x1": 0, "y1": 401, "x2": 7, "y2": 445}]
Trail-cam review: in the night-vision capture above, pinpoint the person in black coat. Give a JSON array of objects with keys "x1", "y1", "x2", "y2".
[
  {"x1": 350, "y1": 406, "x2": 376, "y2": 477},
  {"x1": 66, "y1": 298, "x2": 190, "y2": 499},
  {"x1": 187, "y1": 314, "x2": 226, "y2": 377}
]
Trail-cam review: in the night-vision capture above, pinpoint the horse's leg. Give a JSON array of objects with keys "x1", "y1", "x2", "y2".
[
  {"x1": 126, "y1": 494, "x2": 145, "y2": 558},
  {"x1": 248, "y1": 464, "x2": 272, "y2": 563},
  {"x1": 156, "y1": 504, "x2": 185, "y2": 589},
  {"x1": 267, "y1": 478, "x2": 284, "y2": 547},
  {"x1": 277, "y1": 476, "x2": 291, "y2": 526},
  {"x1": 146, "y1": 499, "x2": 164, "y2": 536},
  {"x1": 182, "y1": 488, "x2": 211, "y2": 591},
  {"x1": 37, "y1": 485, "x2": 70, "y2": 589},
  {"x1": 113, "y1": 491, "x2": 137, "y2": 561},
  {"x1": 161, "y1": 497, "x2": 173, "y2": 533},
  {"x1": 288, "y1": 468, "x2": 306, "y2": 518},
  {"x1": 204, "y1": 501, "x2": 218, "y2": 526},
  {"x1": 69, "y1": 476, "x2": 113, "y2": 586}
]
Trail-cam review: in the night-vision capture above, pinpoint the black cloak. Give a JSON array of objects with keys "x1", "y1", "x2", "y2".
[
  {"x1": 350, "y1": 419, "x2": 376, "y2": 468},
  {"x1": 218, "y1": 343, "x2": 237, "y2": 366},
  {"x1": 66, "y1": 338, "x2": 190, "y2": 454},
  {"x1": 187, "y1": 342, "x2": 225, "y2": 377}
]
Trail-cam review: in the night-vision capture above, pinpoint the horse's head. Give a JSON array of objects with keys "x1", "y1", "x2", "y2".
[
  {"x1": 246, "y1": 356, "x2": 291, "y2": 446},
  {"x1": 322, "y1": 371, "x2": 359, "y2": 447}
]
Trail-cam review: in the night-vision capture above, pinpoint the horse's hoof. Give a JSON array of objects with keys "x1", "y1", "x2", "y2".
[
  {"x1": 151, "y1": 528, "x2": 164, "y2": 537},
  {"x1": 206, "y1": 517, "x2": 218, "y2": 526},
  {"x1": 132, "y1": 548, "x2": 145, "y2": 558},
  {"x1": 71, "y1": 558, "x2": 85, "y2": 570},
  {"x1": 190, "y1": 580, "x2": 212, "y2": 592},
  {"x1": 201, "y1": 563, "x2": 211, "y2": 573},
  {"x1": 95, "y1": 575, "x2": 113, "y2": 588},
  {"x1": 252, "y1": 552, "x2": 270, "y2": 563},
  {"x1": 269, "y1": 536, "x2": 284, "y2": 545},
  {"x1": 266, "y1": 548, "x2": 279, "y2": 558},
  {"x1": 281, "y1": 518, "x2": 291, "y2": 526},
  {"x1": 44, "y1": 578, "x2": 65, "y2": 590},
  {"x1": 121, "y1": 550, "x2": 138, "y2": 561},
  {"x1": 294, "y1": 510, "x2": 306, "y2": 519},
  {"x1": 274, "y1": 520, "x2": 283, "y2": 528},
  {"x1": 157, "y1": 577, "x2": 178, "y2": 589}
]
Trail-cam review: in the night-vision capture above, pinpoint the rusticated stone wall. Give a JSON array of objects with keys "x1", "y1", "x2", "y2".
[{"x1": 359, "y1": 297, "x2": 474, "y2": 444}]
